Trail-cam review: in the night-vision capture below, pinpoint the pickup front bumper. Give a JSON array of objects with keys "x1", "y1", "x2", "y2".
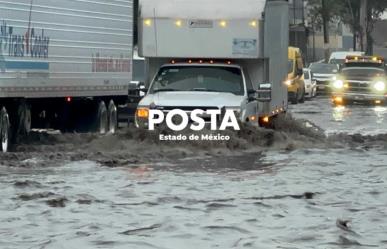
[{"x1": 332, "y1": 92, "x2": 387, "y2": 102}]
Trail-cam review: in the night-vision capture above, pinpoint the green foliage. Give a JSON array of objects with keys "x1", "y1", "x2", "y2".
[{"x1": 307, "y1": 0, "x2": 387, "y2": 30}]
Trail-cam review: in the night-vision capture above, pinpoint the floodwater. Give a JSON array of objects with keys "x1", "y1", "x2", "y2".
[{"x1": 1, "y1": 97, "x2": 387, "y2": 249}]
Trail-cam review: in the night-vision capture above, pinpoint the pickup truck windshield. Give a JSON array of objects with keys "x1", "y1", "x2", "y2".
[
  {"x1": 310, "y1": 63, "x2": 338, "y2": 74},
  {"x1": 150, "y1": 66, "x2": 244, "y2": 95},
  {"x1": 341, "y1": 68, "x2": 385, "y2": 77}
]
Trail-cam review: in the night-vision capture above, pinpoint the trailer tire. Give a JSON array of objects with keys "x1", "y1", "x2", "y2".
[
  {"x1": 108, "y1": 100, "x2": 117, "y2": 134},
  {"x1": 0, "y1": 107, "x2": 10, "y2": 153},
  {"x1": 17, "y1": 101, "x2": 32, "y2": 136},
  {"x1": 95, "y1": 101, "x2": 108, "y2": 134}
]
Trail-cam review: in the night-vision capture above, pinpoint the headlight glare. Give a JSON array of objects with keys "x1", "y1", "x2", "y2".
[
  {"x1": 333, "y1": 80, "x2": 344, "y2": 89},
  {"x1": 284, "y1": 79, "x2": 293, "y2": 86},
  {"x1": 374, "y1": 81, "x2": 386, "y2": 92}
]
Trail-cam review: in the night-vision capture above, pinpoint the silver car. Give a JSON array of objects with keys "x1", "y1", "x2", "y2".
[
  {"x1": 303, "y1": 68, "x2": 317, "y2": 99},
  {"x1": 309, "y1": 63, "x2": 339, "y2": 93}
]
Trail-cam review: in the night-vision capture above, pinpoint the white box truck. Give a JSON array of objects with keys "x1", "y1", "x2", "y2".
[
  {"x1": 135, "y1": 0, "x2": 289, "y2": 129},
  {"x1": 0, "y1": 0, "x2": 134, "y2": 152}
]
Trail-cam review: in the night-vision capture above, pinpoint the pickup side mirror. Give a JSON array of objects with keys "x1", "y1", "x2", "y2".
[
  {"x1": 129, "y1": 81, "x2": 148, "y2": 97},
  {"x1": 137, "y1": 82, "x2": 148, "y2": 96},
  {"x1": 247, "y1": 89, "x2": 257, "y2": 102},
  {"x1": 256, "y1": 83, "x2": 272, "y2": 102}
]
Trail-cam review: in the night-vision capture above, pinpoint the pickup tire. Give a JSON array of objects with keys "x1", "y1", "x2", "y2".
[{"x1": 0, "y1": 107, "x2": 10, "y2": 153}]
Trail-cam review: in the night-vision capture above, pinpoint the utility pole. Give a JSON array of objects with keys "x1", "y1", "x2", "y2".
[
  {"x1": 346, "y1": 0, "x2": 356, "y2": 51},
  {"x1": 359, "y1": 0, "x2": 367, "y2": 53},
  {"x1": 321, "y1": 0, "x2": 329, "y2": 62}
]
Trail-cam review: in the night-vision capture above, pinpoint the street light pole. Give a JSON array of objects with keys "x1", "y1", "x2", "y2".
[
  {"x1": 360, "y1": 0, "x2": 368, "y2": 53},
  {"x1": 322, "y1": 0, "x2": 330, "y2": 62}
]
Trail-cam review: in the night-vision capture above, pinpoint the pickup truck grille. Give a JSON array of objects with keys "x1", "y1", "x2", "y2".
[
  {"x1": 156, "y1": 106, "x2": 219, "y2": 111},
  {"x1": 346, "y1": 82, "x2": 372, "y2": 93},
  {"x1": 315, "y1": 80, "x2": 330, "y2": 86}
]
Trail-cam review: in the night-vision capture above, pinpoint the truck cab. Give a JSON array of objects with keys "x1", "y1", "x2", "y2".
[
  {"x1": 331, "y1": 55, "x2": 387, "y2": 105},
  {"x1": 136, "y1": 61, "x2": 258, "y2": 126},
  {"x1": 286, "y1": 47, "x2": 305, "y2": 104},
  {"x1": 135, "y1": 0, "x2": 289, "y2": 128}
]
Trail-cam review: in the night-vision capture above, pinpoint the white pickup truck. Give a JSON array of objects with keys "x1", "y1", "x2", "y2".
[{"x1": 135, "y1": 0, "x2": 289, "y2": 129}]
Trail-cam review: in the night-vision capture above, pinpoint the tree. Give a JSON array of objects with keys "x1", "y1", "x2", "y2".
[
  {"x1": 306, "y1": 0, "x2": 341, "y2": 61},
  {"x1": 306, "y1": 0, "x2": 387, "y2": 54}
]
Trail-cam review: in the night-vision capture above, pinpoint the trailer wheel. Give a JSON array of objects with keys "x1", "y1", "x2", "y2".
[
  {"x1": 108, "y1": 100, "x2": 117, "y2": 134},
  {"x1": 0, "y1": 107, "x2": 10, "y2": 153},
  {"x1": 96, "y1": 101, "x2": 108, "y2": 134},
  {"x1": 17, "y1": 101, "x2": 31, "y2": 136}
]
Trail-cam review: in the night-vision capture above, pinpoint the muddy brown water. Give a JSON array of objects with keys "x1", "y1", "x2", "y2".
[{"x1": 1, "y1": 98, "x2": 387, "y2": 248}]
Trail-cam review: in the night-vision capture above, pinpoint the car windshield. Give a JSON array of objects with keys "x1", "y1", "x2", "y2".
[
  {"x1": 288, "y1": 60, "x2": 294, "y2": 74},
  {"x1": 150, "y1": 66, "x2": 244, "y2": 95},
  {"x1": 341, "y1": 68, "x2": 386, "y2": 77},
  {"x1": 329, "y1": 59, "x2": 345, "y2": 65},
  {"x1": 310, "y1": 63, "x2": 338, "y2": 74}
]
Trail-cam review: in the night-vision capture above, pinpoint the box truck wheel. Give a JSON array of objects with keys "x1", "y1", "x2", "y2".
[
  {"x1": 0, "y1": 107, "x2": 10, "y2": 153},
  {"x1": 108, "y1": 100, "x2": 117, "y2": 134},
  {"x1": 95, "y1": 101, "x2": 108, "y2": 134},
  {"x1": 17, "y1": 101, "x2": 32, "y2": 136}
]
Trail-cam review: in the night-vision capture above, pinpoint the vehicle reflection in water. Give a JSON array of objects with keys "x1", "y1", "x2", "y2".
[
  {"x1": 332, "y1": 106, "x2": 350, "y2": 122},
  {"x1": 374, "y1": 106, "x2": 386, "y2": 124},
  {"x1": 332, "y1": 105, "x2": 387, "y2": 124}
]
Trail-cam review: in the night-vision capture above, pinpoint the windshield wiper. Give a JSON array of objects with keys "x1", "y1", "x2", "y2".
[
  {"x1": 152, "y1": 88, "x2": 179, "y2": 93},
  {"x1": 191, "y1": 88, "x2": 218, "y2": 92},
  {"x1": 191, "y1": 88, "x2": 238, "y2": 95}
]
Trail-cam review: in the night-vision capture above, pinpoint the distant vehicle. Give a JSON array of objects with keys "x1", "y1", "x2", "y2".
[
  {"x1": 303, "y1": 68, "x2": 317, "y2": 99},
  {"x1": 331, "y1": 55, "x2": 387, "y2": 105},
  {"x1": 329, "y1": 51, "x2": 365, "y2": 66},
  {"x1": 135, "y1": 0, "x2": 289, "y2": 128},
  {"x1": 286, "y1": 47, "x2": 305, "y2": 104},
  {"x1": 309, "y1": 63, "x2": 339, "y2": 93}
]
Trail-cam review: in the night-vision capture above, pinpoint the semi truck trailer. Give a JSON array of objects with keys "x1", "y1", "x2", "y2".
[
  {"x1": 0, "y1": 0, "x2": 134, "y2": 152},
  {"x1": 135, "y1": 0, "x2": 289, "y2": 129}
]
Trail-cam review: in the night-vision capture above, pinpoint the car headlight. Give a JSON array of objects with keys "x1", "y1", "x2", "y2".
[
  {"x1": 284, "y1": 79, "x2": 293, "y2": 86},
  {"x1": 333, "y1": 79, "x2": 344, "y2": 89},
  {"x1": 374, "y1": 81, "x2": 386, "y2": 92}
]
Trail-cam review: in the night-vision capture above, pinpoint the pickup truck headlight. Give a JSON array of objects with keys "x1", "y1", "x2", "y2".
[
  {"x1": 135, "y1": 107, "x2": 150, "y2": 128},
  {"x1": 333, "y1": 79, "x2": 344, "y2": 89},
  {"x1": 136, "y1": 108, "x2": 149, "y2": 119},
  {"x1": 374, "y1": 81, "x2": 386, "y2": 92}
]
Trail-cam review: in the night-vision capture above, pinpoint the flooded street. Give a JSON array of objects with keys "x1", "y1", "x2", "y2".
[{"x1": 1, "y1": 97, "x2": 387, "y2": 249}]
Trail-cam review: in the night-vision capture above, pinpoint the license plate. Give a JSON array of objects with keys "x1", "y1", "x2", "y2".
[{"x1": 318, "y1": 85, "x2": 325, "y2": 90}]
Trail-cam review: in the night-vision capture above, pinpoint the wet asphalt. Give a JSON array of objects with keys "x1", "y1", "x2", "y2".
[{"x1": 1, "y1": 97, "x2": 387, "y2": 249}]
